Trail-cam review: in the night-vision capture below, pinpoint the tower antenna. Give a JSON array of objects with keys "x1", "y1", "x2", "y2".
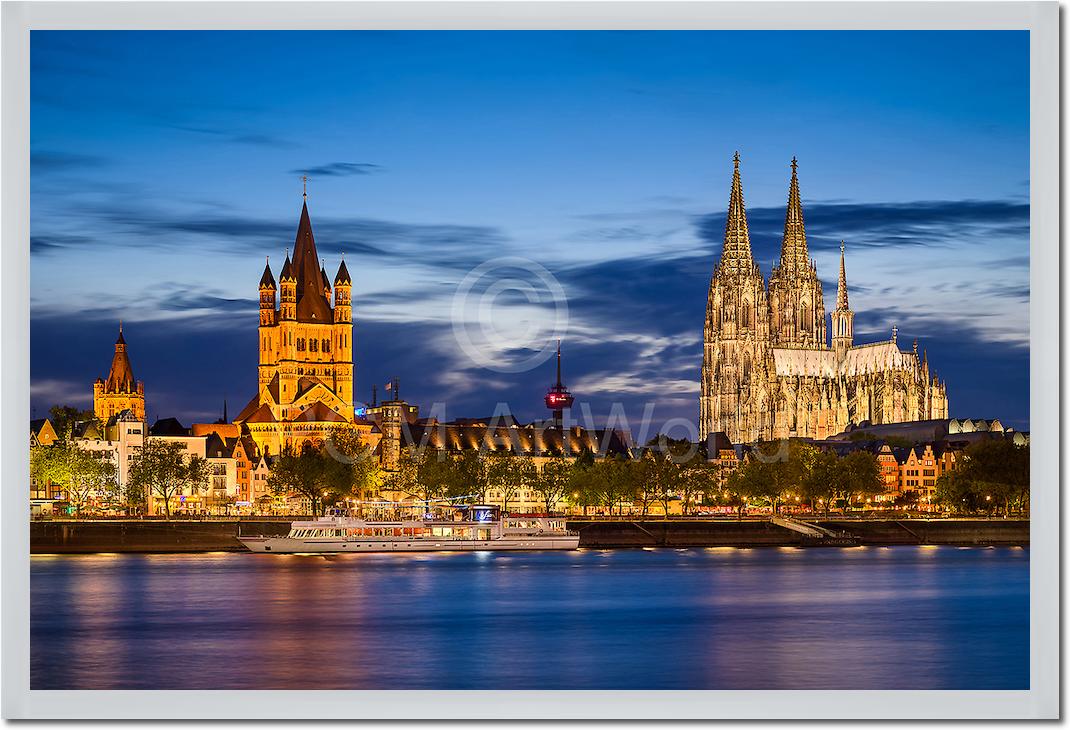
[{"x1": 302, "y1": 175, "x2": 308, "y2": 199}]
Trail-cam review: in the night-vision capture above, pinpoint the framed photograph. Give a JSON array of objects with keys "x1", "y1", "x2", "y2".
[{"x1": 3, "y1": 1, "x2": 1058, "y2": 720}]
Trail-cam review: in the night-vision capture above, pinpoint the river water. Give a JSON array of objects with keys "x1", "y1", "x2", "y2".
[{"x1": 31, "y1": 545, "x2": 1028, "y2": 689}]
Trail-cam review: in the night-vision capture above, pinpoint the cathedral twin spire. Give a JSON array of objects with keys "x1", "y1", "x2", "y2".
[
  {"x1": 718, "y1": 152, "x2": 758, "y2": 275},
  {"x1": 779, "y1": 157, "x2": 810, "y2": 274},
  {"x1": 719, "y1": 153, "x2": 815, "y2": 277},
  {"x1": 716, "y1": 153, "x2": 851, "y2": 350}
]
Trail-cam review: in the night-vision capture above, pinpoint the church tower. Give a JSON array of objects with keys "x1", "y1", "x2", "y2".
[
  {"x1": 831, "y1": 241, "x2": 855, "y2": 356},
  {"x1": 333, "y1": 257, "x2": 353, "y2": 408},
  {"x1": 236, "y1": 189, "x2": 360, "y2": 454},
  {"x1": 93, "y1": 323, "x2": 145, "y2": 421},
  {"x1": 767, "y1": 158, "x2": 827, "y2": 348},
  {"x1": 700, "y1": 153, "x2": 773, "y2": 443}
]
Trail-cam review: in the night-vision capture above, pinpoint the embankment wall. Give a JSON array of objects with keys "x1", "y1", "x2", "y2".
[{"x1": 30, "y1": 518, "x2": 1028, "y2": 553}]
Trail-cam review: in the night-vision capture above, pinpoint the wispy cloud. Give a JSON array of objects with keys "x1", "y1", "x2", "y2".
[
  {"x1": 291, "y1": 162, "x2": 382, "y2": 177},
  {"x1": 695, "y1": 198, "x2": 1029, "y2": 254},
  {"x1": 165, "y1": 123, "x2": 297, "y2": 149},
  {"x1": 31, "y1": 150, "x2": 108, "y2": 173},
  {"x1": 36, "y1": 194, "x2": 508, "y2": 272}
]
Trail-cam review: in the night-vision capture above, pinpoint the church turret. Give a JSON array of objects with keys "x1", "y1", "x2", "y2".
[
  {"x1": 279, "y1": 252, "x2": 296, "y2": 321},
  {"x1": 259, "y1": 257, "x2": 276, "y2": 326},
  {"x1": 334, "y1": 258, "x2": 352, "y2": 324},
  {"x1": 320, "y1": 260, "x2": 332, "y2": 300},
  {"x1": 831, "y1": 240, "x2": 854, "y2": 356},
  {"x1": 332, "y1": 257, "x2": 353, "y2": 408}
]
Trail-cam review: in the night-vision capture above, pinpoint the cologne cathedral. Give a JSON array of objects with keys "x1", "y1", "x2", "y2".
[{"x1": 700, "y1": 155, "x2": 949, "y2": 444}]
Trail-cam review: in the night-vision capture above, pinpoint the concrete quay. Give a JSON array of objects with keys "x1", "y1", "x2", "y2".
[{"x1": 29, "y1": 517, "x2": 1028, "y2": 553}]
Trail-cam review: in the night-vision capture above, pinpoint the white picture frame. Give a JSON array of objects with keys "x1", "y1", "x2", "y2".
[{"x1": 2, "y1": 1, "x2": 1058, "y2": 719}]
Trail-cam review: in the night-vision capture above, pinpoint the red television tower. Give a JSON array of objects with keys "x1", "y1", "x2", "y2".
[{"x1": 544, "y1": 340, "x2": 574, "y2": 426}]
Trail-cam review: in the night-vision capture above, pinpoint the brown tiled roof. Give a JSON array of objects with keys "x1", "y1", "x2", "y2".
[
  {"x1": 244, "y1": 404, "x2": 277, "y2": 424},
  {"x1": 205, "y1": 432, "x2": 235, "y2": 459},
  {"x1": 234, "y1": 393, "x2": 262, "y2": 422},
  {"x1": 150, "y1": 417, "x2": 188, "y2": 436}
]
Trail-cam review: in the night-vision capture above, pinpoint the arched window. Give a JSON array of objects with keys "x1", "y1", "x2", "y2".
[
  {"x1": 310, "y1": 339, "x2": 318, "y2": 353},
  {"x1": 322, "y1": 339, "x2": 331, "y2": 353},
  {"x1": 741, "y1": 300, "x2": 751, "y2": 329}
]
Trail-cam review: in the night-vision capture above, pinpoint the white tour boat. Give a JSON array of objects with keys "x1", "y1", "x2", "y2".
[{"x1": 239, "y1": 505, "x2": 580, "y2": 553}]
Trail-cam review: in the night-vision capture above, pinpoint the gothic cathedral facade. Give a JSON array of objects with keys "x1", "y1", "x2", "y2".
[
  {"x1": 234, "y1": 194, "x2": 360, "y2": 454},
  {"x1": 700, "y1": 155, "x2": 949, "y2": 444}
]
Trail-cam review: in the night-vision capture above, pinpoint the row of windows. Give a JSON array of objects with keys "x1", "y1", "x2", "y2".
[
  {"x1": 262, "y1": 335, "x2": 350, "y2": 351},
  {"x1": 296, "y1": 338, "x2": 332, "y2": 353}
]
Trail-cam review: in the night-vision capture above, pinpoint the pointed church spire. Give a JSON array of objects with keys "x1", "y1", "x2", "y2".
[
  {"x1": 836, "y1": 240, "x2": 849, "y2": 310},
  {"x1": 288, "y1": 197, "x2": 332, "y2": 322},
  {"x1": 107, "y1": 324, "x2": 136, "y2": 391},
  {"x1": 719, "y1": 152, "x2": 757, "y2": 274},
  {"x1": 334, "y1": 257, "x2": 352, "y2": 286},
  {"x1": 259, "y1": 256, "x2": 277, "y2": 289},
  {"x1": 280, "y1": 250, "x2": 294, "y2": 282},
  {"x1": 779, "y1": 156, "x2": 809, "y2": 272}
]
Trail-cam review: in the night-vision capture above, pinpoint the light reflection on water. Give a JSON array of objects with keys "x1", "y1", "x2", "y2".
[{"x1": 31, "y1": 546, "x2": 1028, "y2": 690}]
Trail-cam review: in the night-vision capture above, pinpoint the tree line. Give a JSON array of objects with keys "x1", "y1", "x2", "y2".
[{"x1": 30, "y1": 402, "x2": 1030, "y2": 518}]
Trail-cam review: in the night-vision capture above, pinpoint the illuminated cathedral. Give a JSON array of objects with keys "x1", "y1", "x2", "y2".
[
  {"x1": 700, "y1": 155, "x2": 949, "y2": 444},
  {"x1": 234, "y1": 191, "x2": 365, "y2": 454}
]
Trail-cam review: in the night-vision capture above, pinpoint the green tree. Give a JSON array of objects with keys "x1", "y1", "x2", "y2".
[
  {"x1": 47, "y1": 405, "x2": 97, "y2": 438},
  {"x1": 629, "y1": 456, "x2": 660, "y2": 516},
  {"x1": 802, "y1": 449, "x2": 839, "y2": 516},
  {"x1": 486, "y1": 453, "x2": 536, "y2": 514},
  {"x1": 587, "y1": 456, "x2": 631, "y2": 515},
  {"x1": 327, "y1": 427, "x2": 383, "y2": 504},
  {"x1": 565, "y1": 450, "x2": 598, "y2": 515},
  {"x1": 679, "y1": 457, "x2": 719, "y2": 516},
  {"x1": 936, "y1": 440, "x2": 1029, "y2": 515},
  {"x1": 380, "y1": 447, "x2": 422, "y2": 515},
  {"x1": 128, "y1": 439, "x2": 210, "y2": 519},
  {"x1": 30, "y1": 437, "x2": 117, "y2": 516},
  {"x1": 532, "y1": 456, "x2": 572, "y2": 514},
  {"x1": 415, "y1": 449, "x2": 457, "y2": 505},
  {"x1": 450, "y1": 450, "x2": 489, "y2": 504},
  {"x1": 837, "y1": 450, "x2": 883, "y2": 512}
]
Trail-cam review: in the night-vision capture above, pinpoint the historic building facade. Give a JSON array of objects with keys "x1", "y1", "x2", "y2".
[
  {"x1": 93, "y1": 324, "x2": 145, "y2": 422},
  {"x1": 700, "y1": 155, "x2": 949, "y2": 444},
  {"x1": 235, "y1": 194, "x2": 367, "y2": 454}
]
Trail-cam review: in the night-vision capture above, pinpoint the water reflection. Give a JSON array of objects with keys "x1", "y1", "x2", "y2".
[{"x1": 32, "y1": 546, "x2": 1028, "y2": 690}]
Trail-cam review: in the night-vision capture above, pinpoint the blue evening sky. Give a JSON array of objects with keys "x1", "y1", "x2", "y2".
[{"x1": 30, "y1": 31, "x2": 1029, "y2": 432}]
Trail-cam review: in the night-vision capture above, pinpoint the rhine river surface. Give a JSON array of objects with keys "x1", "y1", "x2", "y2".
[{"x1": 32, "y1": 545, "x2": 1028, "y2": 689}]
